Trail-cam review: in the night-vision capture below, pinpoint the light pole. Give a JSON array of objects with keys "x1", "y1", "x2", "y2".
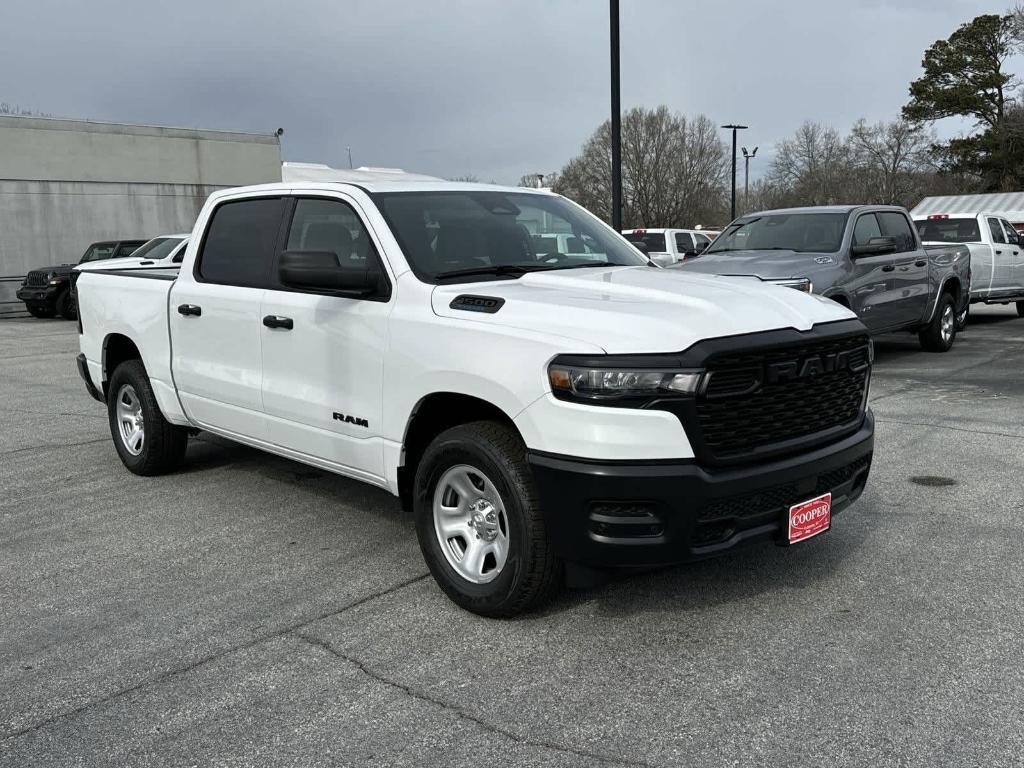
[
  {"x1": 610, "y1": 0, "x2": 622, "y2": 231},
  {"x1": 741, "y1": 146, "x2": 758, "y2": 213},
  {"x1": 721, "y1": 124, "x2": 747, "y2": 221}
]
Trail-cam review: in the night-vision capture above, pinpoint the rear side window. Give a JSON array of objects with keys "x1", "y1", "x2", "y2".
[
  {"x1": 877, "y1": 212, "x2": 915, "y2": 252},
  {"x1": 987, "y1": 217, "x2": 1006, "y2": 244},
  {"x1": 627, "y1": 232, "x2": 668, "y2": 253},
  {"x1": 674, "y1": 232, "x2": 694, "y2": 252},
  {"x1": 853, "y1": 214, "x2": 882, "y2": 246},
  {"x1": 198, "y1": 198, "x2": 286, "y2": 287}
]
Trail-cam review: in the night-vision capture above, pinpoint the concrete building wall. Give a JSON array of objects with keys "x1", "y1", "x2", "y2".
[{"x1": 0, "y1": 116, "x2": 281, "y2": 313}]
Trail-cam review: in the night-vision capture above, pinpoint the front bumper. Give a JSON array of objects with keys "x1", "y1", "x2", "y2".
[
  {"x1": 529, "y1": 411, "x2": 874, "y2": 567},
  {"x1": 76, "y1": 353, "x2": 103, "y2": 402},
  {"x1": 16, "y1": 285, "x2": 61, "y2": 304}
]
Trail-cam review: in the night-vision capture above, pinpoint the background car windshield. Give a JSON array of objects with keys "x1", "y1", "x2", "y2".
[
  {"x1": 915, "y1": 218, "x2": 981, "y2": 243},
  {"x1": 373, "y1": 191, "x2": 647, "y2": 280},
  {"x1": 707, "y1": 213, "x2": 849, "y2": 254},
  {"x1": 78, "y1": 243, "x2": 116, "y2": 263},
  {"x1": 625, "y1": 232, "x2": 668, "y2": 253},
  {"x1": 129, "y1": 237, "x2": 184, "y2": 261}
]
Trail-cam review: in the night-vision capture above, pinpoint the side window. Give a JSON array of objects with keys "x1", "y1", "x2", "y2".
[
  {"x1": 1000, "y1": 219, "x2": 1019, "y2": 244},
  {"x1": 877, "y1": 212, "x2": 915, "y2": 252},
  {"x1": 282, "y1": 197, "x2": 385, "y2": 289},
  {"x1": 694, "y1": 233, "x2": 711, "y2": 248},
  {"x1": 674, "y1": 232, "x2": 694, "y2": 252},
  {"x1": 853, "y1": 213, "x2": 882, "y2": 246},
  {"x1": 198, "y1": 198, "x2": 286, "y2": 287},
  {"x1": 988, "y1": 217, "x2": 1006, "y2": 244}
]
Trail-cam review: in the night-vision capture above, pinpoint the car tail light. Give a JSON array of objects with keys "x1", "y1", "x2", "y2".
[{"x1": 928, "y1": 214, "x2": 949, "y2": 220}]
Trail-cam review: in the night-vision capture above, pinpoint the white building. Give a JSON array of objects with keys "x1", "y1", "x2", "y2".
[
  {"x1": 0, "y1": 115, "x2": 282, "y2": 314},
  {"x1": 911, "y1": 192, "x2": 1024, "y2": 232}
]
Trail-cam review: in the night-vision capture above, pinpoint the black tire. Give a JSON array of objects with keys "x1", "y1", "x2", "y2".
[
  {"x1": 919, "y1": 293, "x2": 957, "y2": 352},
  {"x1": 1017, "y1": 301, "x2": 1024, "y2": 318},
  {"x1": 55, "y1": 290, "x2": 77, "y2": 320},
  {"x1": 26, "y1": 304, "x2": 55, "y2": 318},
  {"x1": 414, "y1": 421, "x2": 561, "y2": 617},
  {"x1": 107, "y1": 360, "x2": 188, "y2": 475},
  {"x1": 956, "y1": 302, "x2": 969, "y2": 332}
]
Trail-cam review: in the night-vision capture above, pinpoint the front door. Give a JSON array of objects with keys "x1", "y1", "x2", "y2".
[
  {"x1": 999, "y1": 219, "x2": 1023, "y2": 294},
  {"x1": 170, "y1": 196, "x2": 287, "y2": 441},
  {"x1": 987, "y1": 217, "x2": 1013, "y2": 293},
  {"x1": 260, "y1": 195, "x2": 393, "y2": 481}
]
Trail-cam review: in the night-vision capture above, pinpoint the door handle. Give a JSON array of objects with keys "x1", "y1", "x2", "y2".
[
  {"x1": 881, "y1": 265, "x2": 895, "y2": 272},
  {"x1": 995, "y1": 250, "x2": 1003, "y2": 255},
  {"x1": 177, "y1": 304, "x2": 202, "y2": 317},
  {"x1": 915, "y1": 260, "x2": 927, "y2": 267},
  {"x1": 262, "y1": 315, "x2": 293, "y2": 330}
]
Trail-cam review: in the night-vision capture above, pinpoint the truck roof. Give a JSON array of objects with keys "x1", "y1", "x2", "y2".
[
  {"x1": 215, "y1": 179, "x2": 557, "y2": 197},
  {"x1": 743, "y1": 205, "x2": 905, "y2": 217}
]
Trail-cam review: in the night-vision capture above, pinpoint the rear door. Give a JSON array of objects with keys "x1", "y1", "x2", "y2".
[
  {"x1": 878, "y1": 211, "x2": 928, "y2": 325},
  {"x1": 999, "y1": 219, "x2": 1023, "y2": 294},
  {"x1": 260, "y1": 194, "x2": 393, "y2": 480},
  {"x1": 848, "y1": 212, "x2": 898, "y2": 331},
  {"x1": 986, "y1": 217, "x2": 1013, "y2": 292},
  {"x1": 170, "y1": 195, "x2": 287, "y2": 440}
]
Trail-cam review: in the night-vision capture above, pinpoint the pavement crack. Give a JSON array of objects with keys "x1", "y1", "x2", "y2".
[
  {"x1": 0, "y1": 573, "x2": 431, "y2": 743},
  {"x1": 875, "y1": 417, "x2": 1023, "y2": 441},
  {"x1": 0, "y1": 436, "x2": 109, "y2": 457},
  {"x1": 293, "y1": 632, "x2": 660, "y2": 768}
]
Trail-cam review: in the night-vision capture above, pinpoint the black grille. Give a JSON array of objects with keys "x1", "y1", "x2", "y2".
[
  {"x1": 25, "y1": 272, "x2": 48, "y2": 287},
  {"x1": 694, "y1": 334, "x2": 870, "y2": 461}
]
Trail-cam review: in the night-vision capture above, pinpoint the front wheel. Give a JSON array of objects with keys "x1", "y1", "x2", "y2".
[
  {"x1": 55, "y1": 291, "x2": 77, "y2": 320},
  {"x1": 107, "y1": 360, "x2": 188, "y2": 475},
  {"x1": 919, "y1": 294, "x2": 957, "y2": 352},
  {"x1": 414, "y1": 421, "x2": 561, "y2": 617}
]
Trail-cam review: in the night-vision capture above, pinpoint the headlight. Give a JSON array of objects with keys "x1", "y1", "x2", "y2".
[
  {"x1": 548, "y1": 360, "x2": 704, "y2": 404},
  {"x1": 768, "y1": 277, "x2": 813, "y2": 293}
]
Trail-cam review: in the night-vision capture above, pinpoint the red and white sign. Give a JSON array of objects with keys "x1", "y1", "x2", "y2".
[{"x1": 788, "y1": 492, "x2": 831, "y2": 544}]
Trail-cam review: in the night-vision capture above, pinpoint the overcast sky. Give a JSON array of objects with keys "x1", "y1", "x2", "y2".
[{"x1": 0, "y1": 0, "x2": 1008, "y2": 183}]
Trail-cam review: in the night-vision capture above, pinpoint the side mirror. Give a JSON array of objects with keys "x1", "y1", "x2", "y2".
[
  {"x1": 851, "y1": 236, "x2": 897, "y2": 257},
  {"x1": 279, "y1": 250, "x2": 380, "y2": 297}
]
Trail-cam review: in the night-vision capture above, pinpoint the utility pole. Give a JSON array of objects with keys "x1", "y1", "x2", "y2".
[
  {"x1": 346, "y1": 146, "x2": 353, "y2": 169},
  {"x1": 721, "y1": 124, "x2": 747, "y2": 221},
  {"x1": 610, "y1": 0, "x2": 622, "y2": 231},
  {"x1": 742, "y1": 146, "x2": 758, "y2": 213}
]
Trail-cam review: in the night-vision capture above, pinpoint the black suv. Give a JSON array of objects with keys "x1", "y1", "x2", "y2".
[{"x1": 17, "y1": 240, "x2": 147, "y2": 319}]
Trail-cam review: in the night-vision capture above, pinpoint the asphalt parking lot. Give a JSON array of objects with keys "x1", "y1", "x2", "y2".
[{"x1": 2, "y1": 309, "x2": 1023, "y2": 767}]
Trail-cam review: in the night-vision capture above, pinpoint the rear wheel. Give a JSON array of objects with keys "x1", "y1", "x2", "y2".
[
  {"x1": 414, "y1": 421, "x2": 561, "y2": 617},
  {"x1": 55, "y1": 291, "x2": 77, "y2": 320},
  {"x1": 107, "y1": 360, "x2": 188, "y2": 475},
  {"x1": 26, "y1": 304, "x2": 55, "y2": 319},
  {"x1": 955, "y1": 303, "x2": 969, "y2": 331},
  {"x1": 919, "y1": 294, "x2": 957, "y2": 352}
]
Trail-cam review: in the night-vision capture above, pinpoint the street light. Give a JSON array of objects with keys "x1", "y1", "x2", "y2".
[
  {"x1": 741, "y1": 146, "x2": 758, "y2": 213},
  {"x1": 610, "y1": 0, "x2": 622, "y2": 230},
  {"x1": 722, "y1": 124, "x2": 748, "y2": 221}
]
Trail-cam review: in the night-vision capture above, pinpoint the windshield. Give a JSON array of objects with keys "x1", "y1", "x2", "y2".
[
  {"x1": 915, "y1": 218, "x2": 981, "y2": 243},
  {"x1": 78, "y1": 243, "x2": 116, "y2": 263},
  {"x1": 129, "y1": 237, "x2": 185, "y2": 262},
  {"x1": 707, "y1": 213, "x2": 849, "y2": 254},
  {"x1": 624, "y1": 232, "x2": 668, "y2": 253},
  {"x1": 373, "y1": 191, "x2": 647, "y2": 282}
]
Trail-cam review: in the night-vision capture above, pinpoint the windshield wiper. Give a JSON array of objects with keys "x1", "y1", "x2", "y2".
[
  {"x1": 434, "y1": 264, "x2": 554, "y2": 280},
  {"x1": 557, "y1": 261, "x2": 623, "y2": 269}
]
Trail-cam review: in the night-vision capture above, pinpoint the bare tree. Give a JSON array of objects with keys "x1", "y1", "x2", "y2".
[
  {"x1": 848, "y1": 119, "x2": 935, "y2": 205},
  {"x1": 0, "y1": 102, "x2": 52, "y2": 117},
  {"x1": 769, "y1": 122, "x2": 854, "y2": 205},
  {"x1": 554, "y1": 106, "x2": 728, "y2": 227},
  {"x1": 518, "y1": 172, "x2": 558, "y2": 189}
]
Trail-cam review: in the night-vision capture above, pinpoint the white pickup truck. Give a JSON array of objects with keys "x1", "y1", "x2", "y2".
[
  {"x1": 622, "y1": 228, "x2": 716, "y2": 266},
  {"x1": 914, "y1": 213, "x2": 1024, "y2": 321},
  {"x1": 75, "y1": 175, "x2": 875, "y2": 616}
]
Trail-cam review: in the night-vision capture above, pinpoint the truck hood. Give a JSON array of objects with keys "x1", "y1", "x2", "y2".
[
  {"x1": 26, "y1": 263, "x2": 76, "y2": 278},
  {"x1": 430, "y1": 265, "x2": 854, "y2": 353},
  {"x1": 672, "y1": 249, "x2": 836, "y2": 279}
]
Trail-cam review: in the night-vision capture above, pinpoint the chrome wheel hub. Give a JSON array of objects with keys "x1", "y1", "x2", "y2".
[
  {"x1": 433, "y1": 465, "x2": 509, "y2": 584},
  {"x1": 941, "y1": 305, "x2": 954, "y2": 344},
  {"x1": 115, "y1": 383, "x2": 145, "y2": 456}
]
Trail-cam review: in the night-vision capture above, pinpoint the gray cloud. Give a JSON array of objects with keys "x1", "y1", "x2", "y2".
[{"x1": 0, "y1": 0, "x2": 1007, "y2": 183}]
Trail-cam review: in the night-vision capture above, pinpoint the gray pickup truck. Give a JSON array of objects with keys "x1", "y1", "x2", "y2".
[{"x1": 673, "y1": 205, "x2": 971, "y2": 352}]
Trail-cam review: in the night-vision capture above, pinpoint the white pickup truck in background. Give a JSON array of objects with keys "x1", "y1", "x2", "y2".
[
  {"x1": 914, "y1": 213, "x2": 1024, "y2": 321},
  {"x1": 622, "y1": 228, "x2": 715, "y2": 266},
  {"x1": 74, "y1": 173, "x2": 875, "y2": 616}
]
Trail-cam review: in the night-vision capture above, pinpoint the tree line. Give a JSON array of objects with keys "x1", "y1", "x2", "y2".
[{"x1": 543, "y1": 10, "x2": 1024, "y2": 228}]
